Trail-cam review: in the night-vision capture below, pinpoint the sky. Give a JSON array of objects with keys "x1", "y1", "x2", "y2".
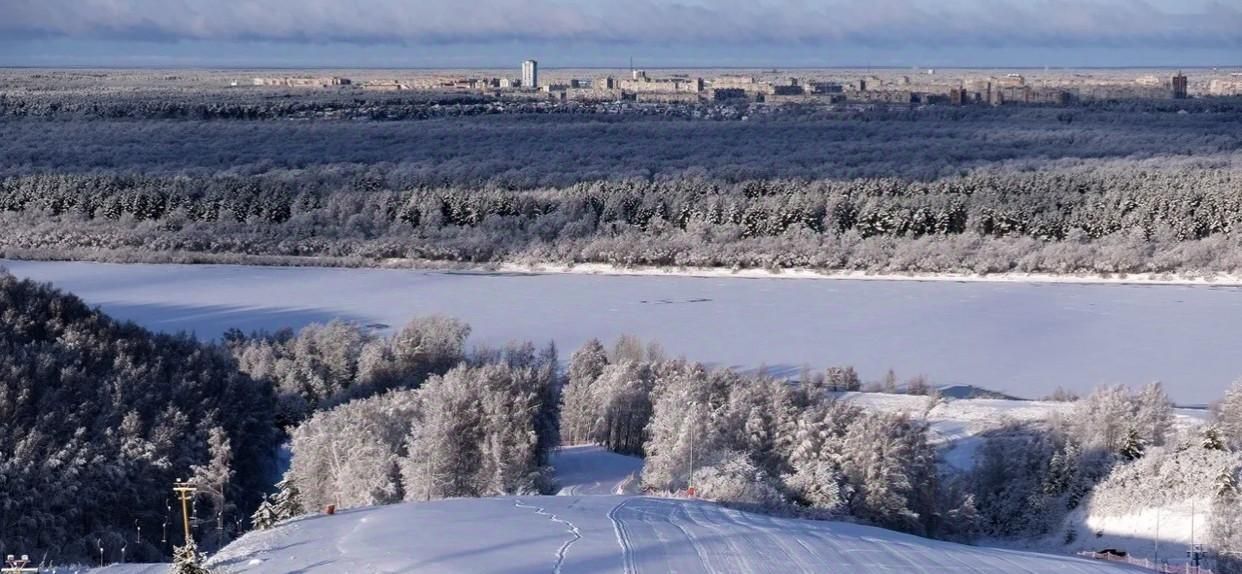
[{"x1": 1, "y1": 0, "x2": 1240, "y2": 68}]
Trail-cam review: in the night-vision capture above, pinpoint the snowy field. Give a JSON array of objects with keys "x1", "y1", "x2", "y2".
[{"x1": 5, "y1": 259, "x2": 1242, "y2": 404}]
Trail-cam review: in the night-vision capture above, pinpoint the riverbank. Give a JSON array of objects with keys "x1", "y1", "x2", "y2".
[{"x1": 6, "y1": 247, "x2": 1242, "y2": 288}]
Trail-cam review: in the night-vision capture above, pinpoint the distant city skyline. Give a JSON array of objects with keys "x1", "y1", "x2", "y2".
[{"x1": 2, "y1": 0, "x2": 1240, "y2": 68}]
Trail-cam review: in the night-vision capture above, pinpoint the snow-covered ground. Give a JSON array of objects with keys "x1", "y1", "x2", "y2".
[
  {"x1": 204, "y1": 495, "x2": 1148, "y2": 574},
  {"x1": 69, "y1": 443, "x2": 1154, "y2": 574},
  {"x1": 552, "y1": 445, "x2": 643, "y2": 496},
  {"x1": 4, "y1": 259, "x2": 1240, "y2": 404},
  {"x1": 839, "y1": 392, "x2": 1209, "y2": 470}
]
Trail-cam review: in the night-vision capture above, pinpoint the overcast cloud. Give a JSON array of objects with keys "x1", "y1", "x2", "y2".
[{"x1": 3, "y1": 0, "x2": 1240, "y2": 48}]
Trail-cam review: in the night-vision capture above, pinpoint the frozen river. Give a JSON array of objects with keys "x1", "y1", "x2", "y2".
[{"x1": 4, "y1": 260, "x2": 1240, "y2": 404}]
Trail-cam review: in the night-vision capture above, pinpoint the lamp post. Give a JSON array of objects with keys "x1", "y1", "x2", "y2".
[{"x1": 687, "y1": 400, "x2": 698, "y2": 497}]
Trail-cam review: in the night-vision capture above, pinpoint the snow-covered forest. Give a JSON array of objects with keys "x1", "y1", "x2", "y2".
[
  {"x1": 3, "y1": 73, "x2": 1242, "y2": 276},
  {"x1": 6, "y1": 163, "x2": 1242, "y2": 275}
]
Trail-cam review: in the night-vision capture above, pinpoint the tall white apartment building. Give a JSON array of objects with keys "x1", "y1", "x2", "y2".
[{"x1": 522, "y1": 60, "x2": 538, "y2": 89}]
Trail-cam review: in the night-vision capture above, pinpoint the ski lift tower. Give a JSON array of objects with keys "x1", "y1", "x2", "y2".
[
  {"x1": 2, "y1": 554, "x2": 39, "y2": 574},
  {"x1": 173, "y1": 478, "x2": 198, "y2": 546}
]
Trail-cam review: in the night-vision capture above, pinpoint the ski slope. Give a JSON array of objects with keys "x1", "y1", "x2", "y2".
[
  {"x1": 206, "y1": 495, "x2": 1143, "y2": 574},
  {"x1": 552, "y1": 445, "x2": 643, "y2": 496}
]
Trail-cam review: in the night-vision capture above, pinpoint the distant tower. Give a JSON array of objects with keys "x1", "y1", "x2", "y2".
[
  {"x1": 522, "y1": 60, "x2": 539, "y2": 89},
  {"x1": 1172, "y1": 71, "x2": 1189, "y2": 99}
]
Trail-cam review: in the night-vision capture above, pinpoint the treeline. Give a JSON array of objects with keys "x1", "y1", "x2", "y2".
[
  {"x1": 5, "y1": 166, "x2": 1242, "y2": 274},
  {"x1": 0, "y1": 271, "x2": 277, "y2": 563}
]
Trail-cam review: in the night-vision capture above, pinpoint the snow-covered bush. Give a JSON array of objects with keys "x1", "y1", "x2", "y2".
[{"x1": 693, "y1": 452, "x2": 788, "y2": 511}]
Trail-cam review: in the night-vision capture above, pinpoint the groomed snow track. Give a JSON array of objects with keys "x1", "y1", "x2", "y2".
[{"x1": 207, "y1": 495, "x2": 1145, "y2": 574}]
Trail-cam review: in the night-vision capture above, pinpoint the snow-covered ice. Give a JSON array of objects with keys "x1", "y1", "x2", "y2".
[{"x1": 5, "y1": 259, "x2": 1241, "y2": 403}]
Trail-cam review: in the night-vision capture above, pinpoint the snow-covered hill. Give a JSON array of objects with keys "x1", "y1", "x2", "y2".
[
  {"x1": 838, "y1": 392, "x2": 1209, "y2": 470},
  {"x1": 205, "y1": 495, "x2": 1145, "y2": 574}
]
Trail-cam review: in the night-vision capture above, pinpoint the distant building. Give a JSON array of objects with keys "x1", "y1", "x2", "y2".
[
  {"x1": 595, "y1": 76, "x2": 616, "y2": 90},
  {"x1": 1209, "y1": 78, "x2": 1242, "y2": 96},
  {"x1": 522, "y1": 60, "x2": 539, "y2": 90},
  {"x1": 252, "y1": 76, "x2": 351, "y2": 88},
  {"x1": 1172, "y1": 72, "x2": 1189, "y2": 99}
]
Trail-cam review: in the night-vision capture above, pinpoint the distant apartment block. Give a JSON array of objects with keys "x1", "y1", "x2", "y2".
[
  {"x1": 1209, "y1": 78, "x2": 1242, "y2": 96},
  {"x1": 522, "y1": 60, "x2": 539, "y2": 90},
  {"x1": 252, "y1": 76, "x2": 351, "y2": 88},
  {"x1": 1172, "y1": 72, "x2": 1189, "y2": 99}
]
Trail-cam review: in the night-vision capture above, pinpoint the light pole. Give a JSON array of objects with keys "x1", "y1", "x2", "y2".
[{"x1": 687, "y1": 400, "x2": 698, "y2": 497}]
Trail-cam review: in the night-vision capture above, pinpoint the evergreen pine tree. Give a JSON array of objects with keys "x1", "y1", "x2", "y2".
[
  {"x1": 272, "y1": 476, "x2": 305, "y2": 520},
  {"x1": 250, "y1": 497, "x2": 279, "y2": 531},
  {"x1": 170, "y1": 541, "x2": 210, "y2": 574},
  {"x1": 1119, "y1": 427, "x2": 1146, "y2": 461},
  {"x1": 1204, "y1": 426, "x2": 1229, "y2": 451}
]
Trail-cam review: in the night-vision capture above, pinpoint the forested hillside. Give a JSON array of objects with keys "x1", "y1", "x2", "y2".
[{"x1": 0, "y1": 271, "x2": 277, "y2": 562}]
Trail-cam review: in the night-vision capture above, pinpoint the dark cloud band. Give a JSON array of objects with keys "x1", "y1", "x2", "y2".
[{"x1": 3, "y1": 0, "x2": 1239, "y2": 47}]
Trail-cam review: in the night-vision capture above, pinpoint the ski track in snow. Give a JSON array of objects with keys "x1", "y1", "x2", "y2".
[
  {"x1": 607, "y1": 498, "x2": 638, "y2": 574},
  {"x1": 195, "y1": 442, "x2": 1148, "y2": 574},
  {"x1": 513, "y1": 499, "x2": 582, "y2": 574}
]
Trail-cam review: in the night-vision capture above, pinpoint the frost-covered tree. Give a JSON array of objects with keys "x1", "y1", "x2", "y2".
[
  {"x1": 400, "y1": 363, "x2": 557, "y2": 500},
  {"x1": 1134, "y1": 382, "x2": 1173, "y2": 447},
  {"x1": 641, "y1": 364, "x2": 717, "y2": 492},
  {"x1": 271, "y1": 475, "x2": 305, "y2": 521},
  {"x1": 191, "y1": 427, "x2": 235, "y2": 551},
  {"x1": 1218, "y1": 381, "x2": 1242, "y2": 451},
  {"x1": 559, "y1": 339, "x2": 610, "y2": 445},
  {"x1": 289, "y1": 391, "x2": 420, "y2": 510},
  {"x1": 250, "y1": 498, "x2": 278, "y2": 531},
  {"x1": 1071, "y1": 385, "x2": 1141, "y2": 454},
  {"x1": 840, "y1": 412, "x2": 937, "y2": 534},
  {"x1": 1205, "y1": 426, "x2": 1229, "y2": 451},
  {"x1": 826, "y1": 366, "x2": 861, "y2": 392},
  {"x1": 1210, "y1": 467, "x2": 1242, "y2": 574},
  {"x1": 170, "y1": 541, "x2": 210, "y2": 574}
]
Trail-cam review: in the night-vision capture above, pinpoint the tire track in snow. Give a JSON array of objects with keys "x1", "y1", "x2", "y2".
[{"x1": 514, "y1": 499, "x2": 582, "y2": 574}]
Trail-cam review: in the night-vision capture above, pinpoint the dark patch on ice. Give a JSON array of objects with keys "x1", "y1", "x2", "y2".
[{"x1": 639, "y1": 297, "x2": 713, "y2": 305}]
